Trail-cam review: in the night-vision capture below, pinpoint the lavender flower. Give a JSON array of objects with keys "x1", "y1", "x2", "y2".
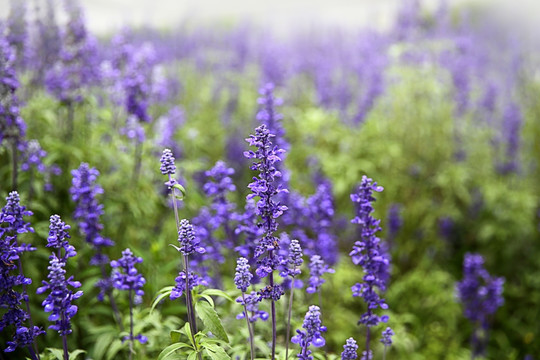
[
  {"x1": 174, "y1": 219, "x2": 205, "y2": 256},
  {"x1": 36, "y1": 254, "x2": 83, "y2": 336},
  {"x1": 380, "y1": 327, "x2": 394, "y2": 346},
  {"x1": 1, "y1": 193, "x2": 42, "y2": 355},
  {"x1": 170, "y1": 271, "x2": 208, "y2": 300},
  {"x1": 70, "y1": 163, "x2": 114, "y2": 264},
  {"x1": 5, "y1": 326, "x2": 44, "y2": 353},
  {"x1": 306, "y1": 255, "x2": 334, "y2": 294},
  {"x1": 234, "y1": 257, "x2": 253, "y2": 292},
  {"x1": 6, "y1": 0, "x2": 28, "y2": 70},
  {"x1": 350, "y1": 176, "x2": 390, "y2": 329},
  {"x1": 160, "y1": 148, "x2": 176, "y2": 176},
  {"x1": 456, "y1": 253, "x2": 504, "y2": 357},
  {"x1": 236, "y1": 291, "x2": 269, "y2": 323},
  {"x1": 0, "y1": 35, "x2": 26, "y2": 150},
  {"x1": 341, "y1": 338, "x2": 358, "y2": 360},
  {"x1": 360, "y1": 350, "x2": 373, "y2": 360},
  {"x1": 111, "y1": 248, "x2": 147, "y2": 344},
  {"x1": 244, "y1": 124, "x2": 288, "y2": 279},
  {"x1": 256, "y1": 83, "x2": 286, "y2": 151},
  {"x1": 155, "y1": 106, "x2": 184, "y2": 157},
  {"x1": 123, "y1": 43, "x2": 156, "y2": 123},
  {"x1": 47, "y1": 215, "x2": 76, "y2": 259},
  {"x1": 291, "y1": 305, "x2": 326, "y2": 360},
  {"x1": 21, "y1": 140, "x2": 47, "y2": 173},
  {"x1": 70, "y1": 163, "x2": 114, "y2": 301},
  {"x1": 281, "y1": 239, "x2": 303, "y2": 279}
]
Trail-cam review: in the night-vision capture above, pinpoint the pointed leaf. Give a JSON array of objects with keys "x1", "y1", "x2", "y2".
[
  {"x1": 201, "y1": 289, "x2": 234, "y2": 302},
  {"x1": 195, "y1": 300, "x2": 229, "y2": 342},
  {"x1": 158, "y1": 342, "x2": 192, "y2": 360}
]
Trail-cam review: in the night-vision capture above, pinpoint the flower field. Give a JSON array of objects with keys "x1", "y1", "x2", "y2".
[{"x1": 1, "y1": 1, "x2": 539, "y2": 359}]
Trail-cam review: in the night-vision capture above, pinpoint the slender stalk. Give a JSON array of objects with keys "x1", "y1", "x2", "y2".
[
  {"x1": 11, "y1": 140, "x2": 18, "y2": 191},
  {"x1": 241, "y1": 292, "x2": 255, "y2": 360},
  {"x1": 168, "y1": 180, "x2": 202, "y2": 360},
  {"x1": 383, "y1": 346, "x2": 387, "y2": 360},
  {"x1": 62, "y1": 333, "x2": 69, "y2": 360},
  {"x1": 28, "y1": 346, "x2": 39, "y2": 360},
  {"x1": 285, "y1": 283, "x2": 295, "y2": 360},
  {"x1": 28, "y1": 169, "x2": 35, "y2": 204},
  {"x1": 129, "y1": 288, "x2": 134, "y2": 360},
  {"x1": 365, "y1": 325, "x2": 371, "y2": 355},
  {"x1": 269, "y1": 271, "x2": 276, "y2": 360}
]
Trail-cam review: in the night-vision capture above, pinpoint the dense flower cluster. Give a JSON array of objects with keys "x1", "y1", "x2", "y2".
[
  {"x1": 292, "y1": 305, "x2": 326, "y2": 360},
  {"x1": 281, "y1": 239, "x2": 303, "y2": 279},
  {"x1": 111, "y1": 248, "x2": 146, "y2": 297},
  {"x1": 36, "y1": 254, "x2": 83, "y2": 336},
  {"x1": 155, "y1": 106, "x2": 184, "y2": 156},
  {"x1": 0, "y1": 192, "x2": 42, "y2": 353},
  {"x1": 236, "y1": 291, "x2": 269, "y2": 323},
  {"x1": 47, "y1": 215, "x2": 76, "y2": 259},
  {"x1": 0, "y1": 34, "x2": 26, "y2": 149},
  {"x1": 170, "y1": 271, "x2": 208, "y2": 300},
  {"x1": 160, "y1": 148, "x2": 176, "y2": 176},
  {"x1": 234, "y1": 257, "x2": 253, "y2": 292},
  {"x1": 175, "y1": 219, "x2": 205, "y2": 256},
  {"x1": 349, "y1": 176, "x2": 390, "y2": 327},
  {"x1": 456, "y1": 253, "x2": 504, "y2": 325},
  {"x1": 70, "y1": 163, "x2": 114, "y2": 263},
  {"x1": 341, "y1": 338, "x2": 358, "y2": 360},
  {"x1": 306, "y1": 255, "x2": 334, "y2": 294},
  {"x1": 380, "y1": 327, "x2": 394, "y2": 346},
  {"x1": 244, "y1": 124, "x2": 288, "y2": 279}
]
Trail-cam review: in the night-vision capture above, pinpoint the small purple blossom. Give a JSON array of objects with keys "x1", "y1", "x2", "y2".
[
  {"x1": 160, "y1": 148, "x2": 176, "y2": 176},
  {"x1": 175, "y1": 219, "x2": 205, "y2": 256},
  {"x1": 341, "y1": 338, "x2": 358, "y2": 360},
  {"x1": 36, "y1": 254, "x2": 83, "y2": 336},
  {"x1": 291, "y1": 305, "x2": 327, "y2": 360},
  {"x1": 236, "y1": 291, "x2": 269, "y2": 323},
  {"x1": 280, "y1": 239, "x2": 303, "y2": 278},
  {"x1": 306, "y1": 255, "x2": 334, "y2": 294},
  {"x1": 170, "y1": 271, "x2": 208, "y2": 300},
  {"x1": 234, "y1": 257, "x2": 252, "y2": 292},
  {"x1": 47, "y1": 215, "x2": 76, "y2": 259},
  {"x1": 111, "y1": 248, "x2": 146, "y2": 297},
  {"x1": 381, "y1": 327, "x2": 394, "y2": 346}
]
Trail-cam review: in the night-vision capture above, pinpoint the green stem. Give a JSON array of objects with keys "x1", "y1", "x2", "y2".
[
  {"x1": 242, "y1": 292, "x2": 255, "y2": 360},
  {"x1": 285, "y1": 281, "x2": 295, "y2": 360}
]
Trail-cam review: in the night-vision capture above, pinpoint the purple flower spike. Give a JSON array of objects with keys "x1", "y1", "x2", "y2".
[
  {"x1": 111, "y1": 248, "x2": 146, "y2": 297},
  {"x1": 175, "y1": 219, "x2": 205, "y2": 256},
  {"x1": 234, "y1": 257, "x2": 252, "y2": 292},
  {"x1": 306, "y1": 255, "x2": 334, "y2": 294},
  {"x1": 170, "y1": 271, "x2": 208, "y2": 300},
  {"x1": 381, "y1": 327, "x2": 394, "y2": 346},
  {"x1": 456, "y1": 253, "x2": 504, "y2": 357},
  {"x1": 37, "y1": 254, "x2": 83, "y2": 336},
  {"x1": 341, "y1": 337, "x2": 358, "y2": 360},
  {"x1": 281, "y1": 239, "x2": 303, "y2": 279},
  {"x1": 349, "y1": 176, "x2": 391, "y2": 328},
  {"x1": 160, "y1": 148, "x2": 176, "y2": 175},
  {"x1": 292, "y1": 305, "x2": 327, "y2": 360},
  {"x1": 47, "y1": 215, "x2": 76, "y2": 259}
]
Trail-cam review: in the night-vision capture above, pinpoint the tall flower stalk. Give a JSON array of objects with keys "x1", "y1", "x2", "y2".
[
  {"x1": 281, "y1": 239, "x2": 303, "y2": 360},
  {"x1": 456, "y1": 253, "x2": 504, "y2": 359},
  {"x1": 349, "y1": 176, "x2": 392, "y2": 357},
  {"x1": 234, "y1": 257, "x2": 255, "y2": 360},
  {"x1": 111, "y1": 249, "x2": 147, "y2": 360},
  {"x1": 0, "y1": 192, "x2": 42, "y2": 359},
  {"x1": 291, "y1": 305, "x2": 326, "y2": 360},
  {"x1": 244, "y1": 124, "x2": 288, "y2": 360},
  {"x1": 160, "y1": 149, "x2": 203, "y2": 360},
  {"x1": 70, "y1": 163, "x2": 123, "y2": 329}
]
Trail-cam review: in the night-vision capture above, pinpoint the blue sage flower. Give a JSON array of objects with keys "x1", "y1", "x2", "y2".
[
  {"x1": 292, "y1": 305, "x2": 326, "y2": 360},
  {"x1": 341, "y1": 338, "x2": 358, "y2": 360}
]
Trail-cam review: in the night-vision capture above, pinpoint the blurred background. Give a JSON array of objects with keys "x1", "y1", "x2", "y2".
[{"x1": 1, "y1": 0, "x2": 540, "y2": 359}]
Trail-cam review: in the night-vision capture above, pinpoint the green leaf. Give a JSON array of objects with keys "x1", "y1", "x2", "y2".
[
  {"x1": 195, "y1": 300, "x2": 229, "y2": 342},
  {"x1": 198, "y1": 294, "x2": 215, "y2": 308},
  {"x1": 45, "y1": 348, "x2": 63, "y2": 360},
  {"x1": 158, "y1": 342, "x2": 192, "y2": 360},
  {"x1": 69, "y1": 349, "x2": 87, "y2": 359},
  {"x1": 201, "y1": 289, "x2": 234, "y2": 302},
  {"x1": 187, "y1": 351, "x2": 198, "y2": 360},
  {"x1": 205, "y1": 344, "x2": 231, "y2": 360},
  {"x1": 152, "y1": 287, "x2": 174, "y2": 313},
  {"x1": 106, "y1": 339, "x2": 125, "y2": 360},
  {"x1": 172, "y1": 184, "x2": 186, "y2": 200},
  {"x1": 171, "y1": 329, "x2": 183, "y2": 343}
]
